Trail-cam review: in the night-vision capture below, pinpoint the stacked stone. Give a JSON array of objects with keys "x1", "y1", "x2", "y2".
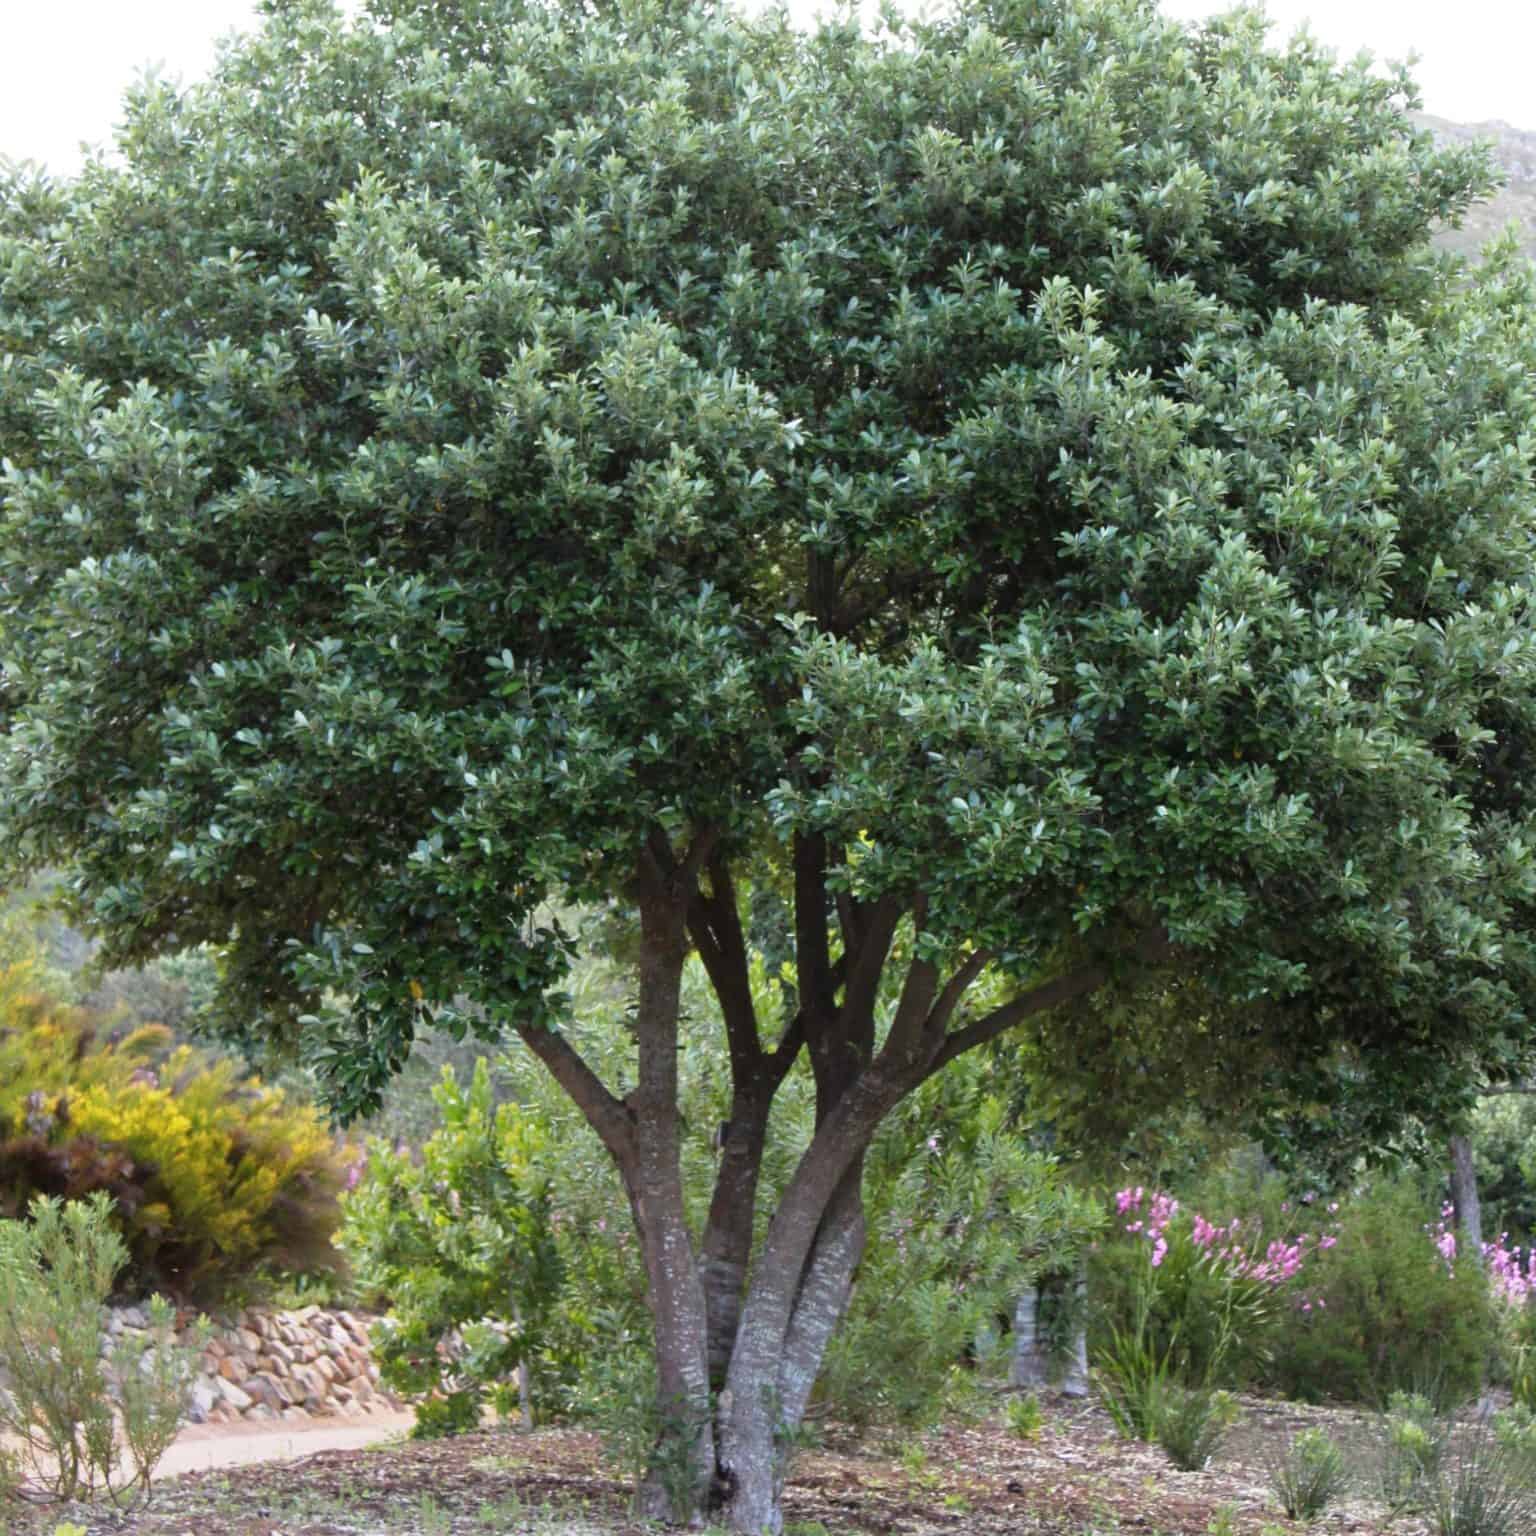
[{"x1": 104, "y1": 1304, "x2": 404, "y2": 1425}]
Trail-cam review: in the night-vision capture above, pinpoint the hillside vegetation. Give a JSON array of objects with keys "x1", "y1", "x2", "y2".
[{"x1": 1419, "y1": 113, "x2": 1536, "y2": 259}]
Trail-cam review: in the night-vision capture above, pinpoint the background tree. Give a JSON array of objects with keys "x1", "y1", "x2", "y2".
[{"x1": 4, "y1": 0, "x2": 1536, "y2": 1527}]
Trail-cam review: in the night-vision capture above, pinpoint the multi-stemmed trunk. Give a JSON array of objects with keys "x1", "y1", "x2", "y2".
[{"x1": 519, "y1": 827, "x2": 1166, "y2": 1533}]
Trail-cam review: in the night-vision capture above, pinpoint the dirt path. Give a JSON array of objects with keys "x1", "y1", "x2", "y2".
[
  {"x1": 0, "y1": 1407, "x2": 418, "y2": 1488},
  {"x1": 153, "y1": 1409, "x2": 417, "y2": 1476}
]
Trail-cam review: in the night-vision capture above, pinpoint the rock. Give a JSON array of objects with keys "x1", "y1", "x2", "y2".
[
  {"x1": 281, "y1": 1405, "x2": 311, "y2": 1422},
  {"x1": 187, "y1": 1378, "x2": 219, "y2": 1424},
  {"x1": 246, "y1": 1403, "x2": 278, "y2": 1421},
  {"x1": 214, "y1": 1376, "x2": 253, "y2": 1412},
  {"x1": 236, "y1": 1327, "x2": 262, "y2": 1354},
  {"x1": 219, "y1": 1355, "x2": 250, "y2": 1384},
  {"x1": 314, "y1": 1355, "x2": 339, "y2": 1382},
  {"x1": 351, "y1": 1375, "x2": 375, "y2": 1405},
  {"x1": 243, "y1": 1373, "x2": 286, "y2": 1411}
]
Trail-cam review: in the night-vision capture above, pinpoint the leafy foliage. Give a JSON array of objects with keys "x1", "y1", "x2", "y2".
[
  {"x1": 0, "y1": 0, "x2": 1531, "y2": 1120},
  {"x1": 1263, "y1": 1179, "x2": 1497, "y2": 1406},
  {"x1": 0, "y1": 986, "x2": 343, "y2": 1301},
  {"x1": 1267, "y1": 1428, "x2": 1350, "y2": 1522},
  {"x1": 5, "y1": 1, "x2": 1536, "y2": 1522},
  {"x1": 0, "y1": 1194, "x2": 203, "y2": 1503},
  {"x1": 817, "y1": 1071, "x2": 1101, "y2": 1428},
  {"x1": 339, "y1": 1059, "x2": 564, "y2": 1435}
]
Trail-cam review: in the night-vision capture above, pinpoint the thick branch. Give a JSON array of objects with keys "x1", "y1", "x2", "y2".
[
  {"x1": 924, "y1": 946, "x2": 994, "y2": 1039},
  {"x1": 926, "y1": 929, "x2": 1173, "y2": 1077},
  {"x1": 515, "y1": 1022, "x2": 635, "y2": 1167},
  {"x1": 688, "y1": 857, "x2": 761, "y2": 1072},
  {"x1": 837, "y1": 894, "x2": 904, "y2": 1038},
  {"x1": 794, "y1": 832, "x2": 836, "y2": 1019}
]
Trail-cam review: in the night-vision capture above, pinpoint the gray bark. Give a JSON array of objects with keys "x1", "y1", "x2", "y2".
[
  {"x1": 1010, "y1": 1286, "x2": 1049, "y2": 1390},
  {"x1": 630, "y1": 847, "x2": 716, "y2": 1522},
  {"x1": 1450, "y1": 1132, "x2": 1483, "y2": 1260},
  {"x1": 715, "y1": 1176, "x2": 866, "y2": 1535},
  {"x1": 1010, "y1": 1264, "x2": 1089, "y2": 1396},
  {"x1": 1061, "y1": 1268, "x2": 1089, "y2": 1397}
]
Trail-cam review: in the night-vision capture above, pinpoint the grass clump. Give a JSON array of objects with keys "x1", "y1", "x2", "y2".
[
  {"x1": 1157, "y1": 1385, "x2": 1239, "y2": 1471},
  {"x1": 1430, "y1": 1429, "x2": 1536, "y2": 1536},
  {"x1": 1268, "y1": 1427, "x2": 1349, "y2": 1521}
]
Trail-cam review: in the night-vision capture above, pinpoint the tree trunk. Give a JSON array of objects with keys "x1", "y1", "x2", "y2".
[
  {"x1": 1061, "y1": 1266, "x2": 1090, "y2": 1398},
  {"x1": 1010, "y1": 1264, "x2": 1089, "y2": 1396},
  {"x1": 714, "y1": 1172, "x2": 867, "y2": 1535},
  {"x1": 1010, "y1": 1284, "x2": 1049, "y2": 1390},
  {"x1": 628, "y1": 852, "x2": 716, "y2": 1522},
  {"x1": 1450, "y1": 1132, "x2": 1483, "y2": 1261}
]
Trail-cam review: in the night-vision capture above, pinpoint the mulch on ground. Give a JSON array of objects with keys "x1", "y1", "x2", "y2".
[{"x1": 1, "y1": 1395, "x2": 1428, "y2": 1536}]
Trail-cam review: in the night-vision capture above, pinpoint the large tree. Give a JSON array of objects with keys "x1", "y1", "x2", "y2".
[{"x1": 5, "y1": 0, "x2": 1536, "y2": 1526}]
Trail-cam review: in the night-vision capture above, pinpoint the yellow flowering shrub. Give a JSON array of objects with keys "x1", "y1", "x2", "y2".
[{"x1": 0, "y1": 986, "x2": 343, "y2": 1300}]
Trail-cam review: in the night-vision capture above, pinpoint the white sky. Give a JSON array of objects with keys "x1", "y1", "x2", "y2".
[{"x1": 1, "y1": 0, "x2": 1533, "y2": 174}]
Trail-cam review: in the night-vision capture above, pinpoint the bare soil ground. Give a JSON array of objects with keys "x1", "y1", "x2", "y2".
[{"x1": 1, "y1": 1393, "x2": 1446, "y2": 1536}]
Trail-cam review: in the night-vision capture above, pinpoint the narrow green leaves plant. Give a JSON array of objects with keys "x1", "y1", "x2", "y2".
[
  {"x1": 1268, "y1": 1429, "x2": 1350, "y2": 1522},
  {"x1": 0, "y1": 1195, "x2": 201, "y2": 1503}
]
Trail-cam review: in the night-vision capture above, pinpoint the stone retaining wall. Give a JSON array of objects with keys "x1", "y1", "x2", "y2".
[{"x1": 108, "y1": 1303, "x2": 405, "y2": 1425}]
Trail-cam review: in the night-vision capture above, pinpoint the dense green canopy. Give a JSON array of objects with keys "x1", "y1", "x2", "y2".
[{"x1": 5, "y1": 2, "x2": 1536, "y2": 1520}]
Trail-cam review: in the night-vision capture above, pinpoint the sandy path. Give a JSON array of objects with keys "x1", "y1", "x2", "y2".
[
  {"x1": 0, "y1": 1408, "x2": 419, "y2": 1485},
  {"x1": 155, "y1": 1409, "x2": 418, "y2": 1476}
]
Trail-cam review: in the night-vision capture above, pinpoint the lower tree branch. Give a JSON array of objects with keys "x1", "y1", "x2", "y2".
[
  {"x1": 514, "y1": 1022, "x2": 635, "y2": 1167},
  {"x1": 925, "y1": 928, "x2": 1174, "y2": 1077}
]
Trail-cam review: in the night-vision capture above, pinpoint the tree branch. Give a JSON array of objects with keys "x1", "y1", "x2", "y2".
[
  {"x1": 925, "y1": 929, "x2": 1173, "y2": 1078},
  {"x1": 923, "y1": 946, "x2": 994, "y2": 1040},
  {"x1": 838, "y1": 893, "x2": 904, "y2": 1036},
  {"x1": 515, "y1": 1022, "x2": 636, "y2": 1166},
  {"x1": 794, "y1": 831, "x2": 836, "y2": 1018},
  {"x1": 687, "y1": 855, "x2": 761, "y2": 1072}
]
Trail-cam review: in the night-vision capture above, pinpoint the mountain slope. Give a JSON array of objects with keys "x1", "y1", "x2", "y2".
[{"x1": 1416, "y1": 113, "x2": 1536, "y2": 261}]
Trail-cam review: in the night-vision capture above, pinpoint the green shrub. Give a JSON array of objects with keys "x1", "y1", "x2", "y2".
[
  {"x1": 1096, "y1": 1319, "x2": 1175, "y2": 1441},
  {"x1": 816, "y1": 1074, "x2": 1100, "y2": 1429},
  {"x1": 339, "y1": 1059, "x2": 565, "y2": 1436},
  {"x1": 0, "y1": 1193, "x2": 203, "y2": 1502},
  {"x1": 1431, "y1": 1430, "x2": 1536, "y2": 1536},
  {"x1": 1268, "y1": 1428, "x2": 1350, "y2": 1522},
  {"x1": 1157, "y1": 1386, "x2": 1238, "y2": 1472},
  {"x1": 1379, "y1": 1391, "x2": 1446, "y2": 1511},
  {"x1": 1004, "y1": 1391, "x2": 1042, "y2": 1440},
  {"x1": 1263, "y1": 1180, "x2": 1496, "y2": 1405},
  {"x1": 1087, "y1": 1179, "x2": 1290, "y2": 1388},
  {"x1": 411, "y1": 1391, "x2": 483, "y2": 1440},
  {"x1": 0, "y1": 990, "x2": 344, "y2": 1302}
]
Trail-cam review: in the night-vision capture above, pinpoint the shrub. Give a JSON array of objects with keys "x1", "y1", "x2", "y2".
[
  {"x1": 1268, "y1": 1428, "x2": 1350, "y2": 1522},
  {"x1": 815, "y1": 1080, "x2": 1100, "y2": 1429},
  {"x1": 339, "y1": 1059, "x2": 565, "y2": 1436},
  {"x1": 1379, "y1": 1390, "x2": 1446, "y2": 1512},
  {"x1": 0, "y1": 1193, "x2": 203, "y2": 1502},
  {"x1": 1157, "y1": 1386, "x2": 1239, "y2": 1472},
  {"x1": 0, "y1": 991, "x2": 344, "y2": 1301},
  {"x1": 1263, "y1": 1180, "x2": 1496, "y2": 1406},
  {"x1": 1089, "y1": 1184, "x2": 1295, "y2": 1392},
  {"x1": 1004, "y1": 1391, "x2": 1042, "y2": 1440},
  {"x1": 1430, "y1": 1429, "x2": 1536, "y2": 1536}
]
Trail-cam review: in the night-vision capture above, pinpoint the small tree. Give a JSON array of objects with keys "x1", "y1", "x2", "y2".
[
  {"x1": 5, "y1": 1, "x2": 1536, "y2": 1527},
  {"x1": 0, "y1": 1194, "x2": 203, "y2": 1502},
  {"x1": 340, "y1": 1059, "x2": 563, "y2": 1435}
]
